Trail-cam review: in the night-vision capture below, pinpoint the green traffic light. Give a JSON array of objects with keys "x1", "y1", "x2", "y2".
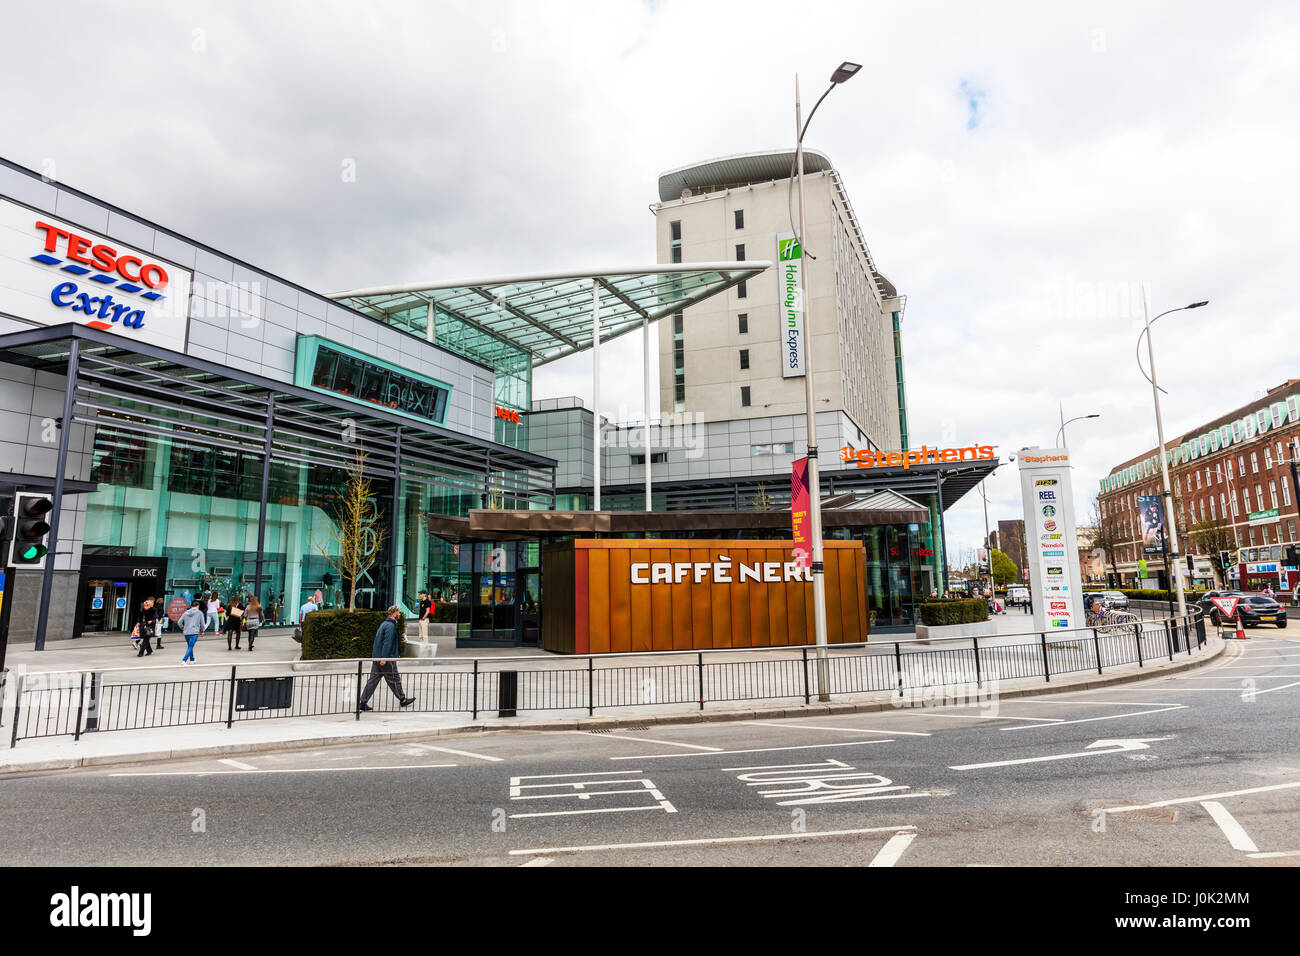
[{"x1": 18, "y1": 544, "x2": 47, "y2": 562}]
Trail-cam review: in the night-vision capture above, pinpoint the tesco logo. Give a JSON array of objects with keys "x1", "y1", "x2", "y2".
[{"x1": 32, "y1": 221, "x2": 170, "y2": 295}]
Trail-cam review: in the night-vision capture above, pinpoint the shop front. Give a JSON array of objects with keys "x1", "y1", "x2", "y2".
[{"x1": 73, "y1": 554, "x2": 168, "y2": 638}]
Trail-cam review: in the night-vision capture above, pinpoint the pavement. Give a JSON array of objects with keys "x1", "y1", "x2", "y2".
[
  {"x1": 0, "y1": 623, "x2": 1225, "y2": 775},
  {"x1": 0, "y1": 631, "x2": 1293, "y2": 866}
]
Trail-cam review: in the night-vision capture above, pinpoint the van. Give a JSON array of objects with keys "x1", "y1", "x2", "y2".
[{"x1": 1006, "y1": 586, "x2": 1030, "y2": 609}]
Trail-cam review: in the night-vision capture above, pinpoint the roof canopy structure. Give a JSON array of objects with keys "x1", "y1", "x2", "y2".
[{"x1": 329, "y1": 263, "x2": 770, "y2": 369}]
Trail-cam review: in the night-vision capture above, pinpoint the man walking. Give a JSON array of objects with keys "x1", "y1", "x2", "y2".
[
  {"x1": 417, "y1": 590, "x2": 432, "y2": 643},
  {"x1": 358, "y1": 606, "x2": 415, "y2": 711},
  {"x1": 179, "y1": 598, "x2": 206, "y2": 664}
]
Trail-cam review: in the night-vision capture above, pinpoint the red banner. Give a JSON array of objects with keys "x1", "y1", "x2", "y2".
[{"x1": 791, "y1": 456, "x2": 811, "y2": 568}]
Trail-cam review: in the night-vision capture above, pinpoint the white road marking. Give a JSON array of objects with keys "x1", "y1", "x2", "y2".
[
  {"x1": 1104, "y1": 780, "x2": 1300, "y2": 813},
  {"x1": 1215, "y1": 663, "x2": 1300, "y2": 669},
  {"x1": 742, "y1": 720, "x2": 932, "y2": 736},
  {"x1": 109, "y1": 763, "x2": 456, "y2": 777},
  {"x1": 1001, "y1": 704, "x2": 1186, "y2": 731},
  {"x1": 868, "y1": 831, "x2": 917, "y2": 867},
  {"x1": 217, "y1": 758, "x2": 257, "y2": 770},
  {"x1": 1250, "y1": 679, "x2": 1300, "y2": 695},
  {"x1": 1246, "y1": 850, "x2": 1300, "y2": 859},
  {"x1": 519, "y1": 856, "x2": 554, "y2": 866},
  {"x1": 508, "y1": 825, "x2": 915, "y2": 856},
  {"x1": 1200, "y1": 801, "x2": 1259, "y2": 852},
  {"x1": 875, "y1": 712, "x2": 1059, "y2": 723},
  {"x1": 576, "y1": 731, "x2": 721, "y2": 751},
  {"x1": 406, "y1": 743, "x2": 503, "y2": 762},
  {"x1": 513, "y1": 770, "x2": 645, "y2": 779},
  {"x1": 510, "y1": 805, "x2": 676, "y2": 819},
  {"x1": 611, "y1": 740, "x2": 891, "y2": 760},
  {"x1": 951, "y1": 737, "x2": 1174, "y2": 771}
]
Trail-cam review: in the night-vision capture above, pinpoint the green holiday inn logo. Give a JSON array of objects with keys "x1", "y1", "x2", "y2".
[{"x1": 778, "y1": 236, "x2": 802, "y2": 261}]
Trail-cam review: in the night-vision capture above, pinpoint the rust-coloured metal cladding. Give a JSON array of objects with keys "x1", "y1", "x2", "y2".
[{"x1": 541, "y1": 539, "x2": 868, "y2": 653}]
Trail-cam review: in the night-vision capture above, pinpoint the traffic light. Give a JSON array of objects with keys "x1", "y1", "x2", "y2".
[
  {"x1": 1220, "y1": 549, "x2": 1233, "y2": 569},
  {"x1": 9, "y1": 494, "x2": 54, "y2": 567},
  {"x1": 1186, "y1": 553, "x2": 1194, "y2": 574}
]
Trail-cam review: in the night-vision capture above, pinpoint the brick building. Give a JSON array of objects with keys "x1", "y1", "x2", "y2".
[{"x1": 1097, "y1": 381, "x2": 1300, "y2": 592}]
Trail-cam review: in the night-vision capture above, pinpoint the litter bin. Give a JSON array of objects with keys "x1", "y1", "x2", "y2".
[{"x1": 498, "y1": 670, "x2": 517, "y2": 718}]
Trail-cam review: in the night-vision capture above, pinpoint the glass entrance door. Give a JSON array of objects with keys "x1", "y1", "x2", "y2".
[
  {"x1": 515, "y1": 568, "x2": 541, "y2": 645},
  {"x1": 83, "y1": 578, "x2": 132, "y2": 632}
]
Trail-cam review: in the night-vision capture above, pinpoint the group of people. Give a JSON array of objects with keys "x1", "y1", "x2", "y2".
[{"x1": 133, "y1": 592, "x2": 265, "y2": 664}]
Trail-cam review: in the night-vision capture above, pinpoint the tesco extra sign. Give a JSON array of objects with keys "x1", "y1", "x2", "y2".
[{"x1": 0, "y1": 197, "x2": 192, "y2": 352}]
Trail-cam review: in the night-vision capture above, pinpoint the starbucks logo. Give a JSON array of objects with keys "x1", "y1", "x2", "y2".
[{"x1": 1042, "y1": 505, "x2": 1057, "y2": 517}]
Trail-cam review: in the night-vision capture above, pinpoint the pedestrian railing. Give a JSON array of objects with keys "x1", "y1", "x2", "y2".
[{"x1": 3, "y1": 609, "x2": 1207, "y2": 747}]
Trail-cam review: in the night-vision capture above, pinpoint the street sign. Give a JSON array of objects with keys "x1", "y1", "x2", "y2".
[{"x1": 1210, "y1": 596, "x2": 1240, "y2": 618}]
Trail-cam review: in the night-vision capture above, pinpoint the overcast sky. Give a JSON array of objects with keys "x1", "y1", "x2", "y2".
[{"x1": 2, "y1": 0, "x2": 1296, "y2": 558}]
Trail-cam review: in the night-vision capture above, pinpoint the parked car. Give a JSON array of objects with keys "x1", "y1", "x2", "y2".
[
  {"x1": 1005, "y1": 586, "x2": 1030, "y2": 609},
  {"x1": 1099, "y1": 590, "x2": 1129, "y2": 609}
]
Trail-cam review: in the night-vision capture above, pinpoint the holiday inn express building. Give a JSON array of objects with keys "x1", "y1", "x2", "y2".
[{"x1": 0, "y1": 152, "x2": 994, "y2": 650}]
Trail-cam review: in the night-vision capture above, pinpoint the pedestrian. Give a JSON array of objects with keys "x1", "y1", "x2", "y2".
[
  {"x1": 136, "y1": 597, "x2": 157, "y2": 657},
  {"x1": 179, "y1": 599, "x2": 206, "y2": 664},
  {"x1": 299, "y1": 593, "x2": 318, "y2": 624},
  {"x1": 225, "y1": 594, "x2": 245, "y2": 650},
  {"x1": 202, "y1": 592, "x2": 219, "y2": 633},
  {"x1": 216, "y1": 598, "x2": 226, "y2": 631},
  {"x1": 417, "y1": 590, "x2": 432, "y2": 642},
  {"x1": 154, "y1": 595, "x2": 166, "y2": 648},
  {"x1": 357, "y1": 606, "x2": 416, "y2": 711},
  {"x1": 244, "y1": 596, "x2": 262, "y2": 651}
]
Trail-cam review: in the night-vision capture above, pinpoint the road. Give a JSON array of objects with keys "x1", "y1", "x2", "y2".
[{"x1": 3, "y1": 634, "x2": 1297, "y2": 866}]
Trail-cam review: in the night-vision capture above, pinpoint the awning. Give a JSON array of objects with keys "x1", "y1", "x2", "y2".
[{"x1": 329, "y1": 263, "x2": 771, "y2": 368}]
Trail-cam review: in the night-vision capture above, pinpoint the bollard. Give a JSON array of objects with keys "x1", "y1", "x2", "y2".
[
  {"x1": 972, "y1": 637, "x2": 982, "y2": 688},
  {"x1": 74, "y1": 672, "x2": 87, "y2": 742},
  {"x1": 1092, "y1": 628, "x2": 1103, "y2": 675},
  {"x1": 226, "y1": 665, "x2": 237, "y2": 728},
  {"x1": 894, "y1": 642, "x2": 903, "y2": 697},
  {"x1": 9, "y1": 673, "x2": 24, "y2": 748},
  {"x1": 498, "y1": 670, "x2": 518, "y2": 718},
  {"x1": 355, "y1": 660, "x2": 364, "y2": 720},
  {"x1": 85, "y1": 672, "x2": 101, "y2": 732},
  {"x1": 697, "y1": 652, "x2": 705, "y2": 710},
  {"x1": 1134, "y1": 622, "x2": 1144, "y2": 667},
  {"x1": 802, "y1": 647, "x2": 811, "y2": 704},
  {"x1": 587, "y1": 657, "x2": 594, "y2": 716},
  {"x1": 472, "y1": 659, "x2": 479, "y2": 720},
  {"x1": 1040, "y1": 633, "x2": 1050, "y2": 683}
]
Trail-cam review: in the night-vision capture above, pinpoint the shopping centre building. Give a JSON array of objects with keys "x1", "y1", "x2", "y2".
[
  {"x1": 0, "y1": 149, "x2": 996, "y2": 650},
  {"x1": 1097, "y1": 380, "x2": 1300, "y2": 591}
]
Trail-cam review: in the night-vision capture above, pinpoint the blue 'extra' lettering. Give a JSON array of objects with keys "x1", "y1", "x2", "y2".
[{"x1": 50, "y1": 282, "x2": 77, "y2": 307}]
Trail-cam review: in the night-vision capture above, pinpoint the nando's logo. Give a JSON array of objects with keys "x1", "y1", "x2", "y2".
[{"x1": 31, "y1": 220, "x2": 170, "y2": 332}]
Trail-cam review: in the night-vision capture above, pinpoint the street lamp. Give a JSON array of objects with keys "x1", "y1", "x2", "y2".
[
  {"x1": 1136, "y1": 293, "x2": 1209, "y2": 619},
  {"x1": 796, "y1": 61, "x2": 860, "y2": 701},
  {"x1": 1056, "y1": 407, "x2": 1100, "y2": 448}
]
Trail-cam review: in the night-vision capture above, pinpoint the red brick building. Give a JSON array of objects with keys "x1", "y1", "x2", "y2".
[{"x1": 1097, "y1": 380, "x2": 1300, "y2": 593}]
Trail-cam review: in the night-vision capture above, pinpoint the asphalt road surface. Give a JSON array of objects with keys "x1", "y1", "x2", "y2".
[{"x1": 4, "y1": 634, "x2": 1298, "y2": 866}]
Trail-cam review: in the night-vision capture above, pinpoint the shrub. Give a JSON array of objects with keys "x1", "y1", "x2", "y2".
[
  {"x1": 918, "y1": 598, "x2": 989, "y2": 627},
  {"x1": 1119, "y1": 589, "x2": 1208, "y2": 603},
  {"x1": 300, "y1": 609, "x2": 406, "y2": 660},
  {"x1": 432, "y1": 603, "x2": 460, "y2": 624}
]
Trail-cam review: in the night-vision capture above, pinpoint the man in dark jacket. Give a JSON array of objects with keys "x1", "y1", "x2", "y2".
[{"x1": 358, "y1": 606, "x2": 416, "y2": 711}]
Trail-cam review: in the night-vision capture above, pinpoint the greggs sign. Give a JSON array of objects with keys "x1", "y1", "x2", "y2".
[
  {"x1": 0, "y1": 197, "x2": 192, "y2": 352},
  {"x1": 839, "y1": 444, "x2": 995, "y2": 470}
]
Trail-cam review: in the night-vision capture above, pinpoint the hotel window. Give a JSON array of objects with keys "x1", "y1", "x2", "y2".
[
  {"x1": 1266, "y1": 447, "x2": 1273, "y2": 468},
  {"x1": 1175, "y1": 476, "x2": 1181, "y2": 495},
  {"x1": 1256, "y1": 484, "x2": 1264, "y2": 511},
  {"x1": 1195, "y1": 471, "x2": 1201, "y2": 490},
  {"x1": 1227, "y1": 459, "x2": 1234, "y2": 479},
  {"x1": 740, "y1": 386, "x2": 751, "y2": 407},
  {"x1": 734, "y1": 209, "x2": 744, "y2": 229},
  {"x1": 1249, "y1": 527, "x2": 1257, "y2": 545},
  {"x1": 1243, "y1": 489, "x2": 1251, "y2": 514},
  {"x1": 735, "y1": 243, "x2": 745, "y2": 261},
  {"x1": 672, "y1": 310, "x2": 685, "y2": 411},
  {"x1": 1285, "y1": 476, "x2": 1292, "y2": 507},
  {"x1": 737, "y1": 280, "x2": 747, "y2": 298},
  {"x1": 739, "y1": 349, "x2": 750, "y2": 370},
  {"x1": 1221, "y1": 493, "x2": 1227, "y2": 518},
  {"x1": 1271, "y1": 480, "x2": 1279, "y2": 508},
  {"x1": 1210, "y1": 498, "x2": 1216, "y2": 520},
  {"x1": 1251, "y1": 452, "x2": 1259, "y2": 473},
  {"x1": 1289, "y1": 519, "x2": 1296, "y2": 542},
  {"x1": 1239, "y1": 455, "x2": 1246, "y2": 475},
  {"x1": 738, "y1": 313, "x2": 748, "y2": 334},
  {"x1": 1277, "y1": 440, "x2": 1284, "y2": 462}
]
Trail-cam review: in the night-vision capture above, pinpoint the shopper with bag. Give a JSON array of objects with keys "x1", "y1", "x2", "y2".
[
  {"x1": 225, "y1": 594, "x2": 245, "y2": 650},
  {"x1": 136, "y1": 596, "x2": 158, "y2": 657},
  {"x1": 243, "y1": 597, "x2": 263, "y2": 652}
]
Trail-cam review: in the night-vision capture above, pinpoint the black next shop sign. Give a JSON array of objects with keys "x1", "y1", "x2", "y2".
[{"x1": 296, "y1": 336, "x2": 451, "y2": 426}]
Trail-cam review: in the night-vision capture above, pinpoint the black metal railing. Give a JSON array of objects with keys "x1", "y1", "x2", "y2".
[{"x1": 5, "y1": 609, "x2": 1207, "y2": 747}]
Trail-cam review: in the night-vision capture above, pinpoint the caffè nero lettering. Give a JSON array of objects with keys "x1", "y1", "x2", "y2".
[{"x1": 631, "y1": 557, "x2": 813, "y2": 585}]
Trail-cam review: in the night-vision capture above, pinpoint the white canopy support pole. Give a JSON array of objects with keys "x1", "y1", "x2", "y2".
[
  {"x1": 592, "y1": 279, "x2": 601, "y2": 512},
  {"x1": 643, "y1": 314, "x2": 652, "y2": 512},
  {"x1": 425, "y1": 301, "x2": 436, "y2": 343}
]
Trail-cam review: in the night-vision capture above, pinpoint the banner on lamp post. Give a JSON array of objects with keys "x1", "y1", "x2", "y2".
[
  {"x1": 1137, "y1": 495, "x2": 1167, "y2": 557},
  {"x1": 776, "y1": 232, "x2": 806, "y2": 379},
  {"x1": 791, "y1": 456, "x2": 812, "y2": 568}
]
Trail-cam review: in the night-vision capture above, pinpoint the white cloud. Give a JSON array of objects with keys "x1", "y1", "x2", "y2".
[{"x1": 1, "y1": 0, "x2": 1295, "y2": 558}]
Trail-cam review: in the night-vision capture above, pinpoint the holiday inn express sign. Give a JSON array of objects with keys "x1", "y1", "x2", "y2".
[{"x1": 776, "y1": 232, "x2": 806, "y2": 378}]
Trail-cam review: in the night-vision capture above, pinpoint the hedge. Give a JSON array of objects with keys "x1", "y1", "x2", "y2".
[
  {"x1": 1117, "y1": 589, "x2": 1209, "y2": 603},
  {"x1": 300, "y1": 609, "x2": 406, "y2": 660},
  {"x1": 918, "y1": 598, "x2": 989, "y2": 627}
]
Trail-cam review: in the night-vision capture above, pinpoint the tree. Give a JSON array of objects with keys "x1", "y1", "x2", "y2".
[
  {"x1": 1090, "y1": 494, "x2": 1124, "y2": 585},
  {"x1": 1188, "y1": 516, "x2": 1237, "y2": 586},
  {"x1": 991, "y1": 548, "x2": 1019, "y2": 586},
  {"x1": 749, "y1": 482, "x2": 774, "y2": 511},
  {"x1": 315, "y1": 446, "x2": 387, "y2": 611}
]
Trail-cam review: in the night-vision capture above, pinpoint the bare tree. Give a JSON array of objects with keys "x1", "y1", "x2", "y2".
[
  {"x1": 1188, "y1": 516, "x2": 1237, "y2": 586},
  {"x1": 315, "y1": 446, "x2": 387, "y2": 611},
  {"x1": 750, "y1": 482, "x2": 774, "y2": 511},
  {"x1": 1089, "y1": 494, "x2": 1124, "y2": 585}
]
